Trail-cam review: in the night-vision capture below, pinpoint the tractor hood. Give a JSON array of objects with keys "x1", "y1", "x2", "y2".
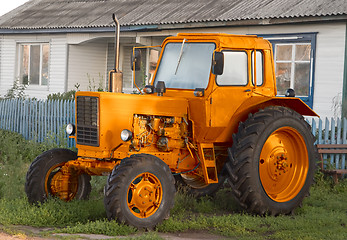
[{"x1": 74, "y1": 91, "x2": 188, "y2": 158}]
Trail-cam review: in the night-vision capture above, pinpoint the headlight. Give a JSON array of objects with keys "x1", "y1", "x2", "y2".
[
  {"x1": 144, "y1": 85, "x2": 154, "y2": 94},
  {"x1": 121, "y1": 129, "x2": 133, "y2": 142},
  {"x1": 66, "y1": 123, "x2": 75, "y2": 135}
]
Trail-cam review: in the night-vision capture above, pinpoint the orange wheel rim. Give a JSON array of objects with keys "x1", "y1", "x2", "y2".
[
  {"x1": 127, "y1": 172, "x2": 163, "y2": 218},
  {"x1": 44, "y1": 163, "x2": 78, "y2": 201},
  {"x1": 259, "y1": 127, "x2": 309, "y2": 202}
]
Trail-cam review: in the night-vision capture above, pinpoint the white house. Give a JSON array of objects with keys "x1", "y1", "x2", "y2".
[{"x1": 0, "y1": 0, "x2": 346, "y2": 119}]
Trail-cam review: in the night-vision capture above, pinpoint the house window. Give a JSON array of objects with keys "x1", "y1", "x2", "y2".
[
  {"x1": 275, "y1": 44, "x2": 311, "y2": 96},
  {"x1": 262, "y1": 33, "x2": 317, "y2": 108},
  {"x1": 19, "y1": 43, "x2": 49, "y2": 86}
]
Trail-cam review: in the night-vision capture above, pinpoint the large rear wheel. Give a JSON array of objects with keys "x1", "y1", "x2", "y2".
[
  {"x1": 104, "y1": 154, "x2": 175, "y2": 228},
  {"x1": 226, "y1": 107, "x2": 316, "y2": 215}
]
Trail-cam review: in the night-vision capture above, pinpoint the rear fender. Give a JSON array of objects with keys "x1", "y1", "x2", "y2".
[
  {"x1": 218, "y1": 97, "x2": 318, "y2": 144},
  {"x1": 233, "y1": 97, "x2": 318, "y2": 123},
  {"x1": 262, "y1": 97, "x2": 318, "y2": 117}
]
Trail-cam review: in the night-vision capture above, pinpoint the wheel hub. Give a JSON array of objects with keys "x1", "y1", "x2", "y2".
[
  {"x1": 274, "y1": 154, "x2": 289, "y2": 172},
  {"x1": 45, "y1": 163, "x2": 79, "y2": 201},
  {"x1": 127, "y1": 172, "x2": 162, "y2": 218},
  {"x1": 259, "y1": 127, "x2": 309, "y2": 202}
]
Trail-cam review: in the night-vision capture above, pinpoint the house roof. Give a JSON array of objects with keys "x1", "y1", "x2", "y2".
[{"x1": 0, "y1": 0, "x2": 346, "y2": 31}]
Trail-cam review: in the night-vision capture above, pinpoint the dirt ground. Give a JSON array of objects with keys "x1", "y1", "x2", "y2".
[
  {"x1": 0, "y1": 232, "x2": 48, "y2": 240},
  {"x1": 0, "y1": 226, "x2": 224, "y2": 240}
]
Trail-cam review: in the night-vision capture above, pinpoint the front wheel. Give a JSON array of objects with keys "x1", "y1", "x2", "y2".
[
  {"x1": 227, "y1": 107, "x2": 316, "y2": 215},
  {"x1": 104, "y1": 154, "x2": 175, "y2": 228},
  {"x1": 25, "y1": 148, "x2": 91, "y2": 203}
]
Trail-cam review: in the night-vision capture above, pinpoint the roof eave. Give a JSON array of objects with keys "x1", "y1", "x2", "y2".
[
  {"x1": 0, "y1": 15, "x2": 346, "y2": 34},
  {"x1": 0, "y1": 25, "x2": 159, "y2": 34},
  {"x1": 155, "y1": 15, "x2": 347, "y2": 30}
]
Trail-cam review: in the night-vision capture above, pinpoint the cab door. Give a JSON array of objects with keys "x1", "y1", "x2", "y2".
[{"x1": 206, "y1": 50, "x2": 264, "y2": 141}]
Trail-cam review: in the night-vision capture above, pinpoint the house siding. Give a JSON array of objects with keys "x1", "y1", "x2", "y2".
[
  {"x1": 122, "y1": 45, "x2": 133, "y2": 92},
  {"x1": 107, "y1": 42, "x2": 115, "y2": 75},
  {"x1": 49, "y1": 37, "x2": 68, "y2": 95},
  {"x1": 313, "y1": 23, "x2": 346, "y2": 119},
  {"x1": 0, "y1": 37, "x2": 16, "y2": 97},
  {"x1": 67, "y1": 41, "x2": 108, "y2": 91}
]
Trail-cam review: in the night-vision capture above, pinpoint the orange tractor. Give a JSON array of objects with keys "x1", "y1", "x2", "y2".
[{"x1": 25, "y1": 16, "x2": 317, "y2": 228}]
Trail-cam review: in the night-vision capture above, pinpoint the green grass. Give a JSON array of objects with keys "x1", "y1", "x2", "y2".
[
  {"x1": 0, "y1": 129, "x2": 346, "y2": 239},
  {"x1": 158, "y1": 183, "x2": 347, "y2": 240}
]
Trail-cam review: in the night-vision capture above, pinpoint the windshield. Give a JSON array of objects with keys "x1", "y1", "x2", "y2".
[{"x1": 154, "y1": 42, "x2": 215, "y2": 89}]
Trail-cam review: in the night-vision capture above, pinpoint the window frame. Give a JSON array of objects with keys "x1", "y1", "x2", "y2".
[
  {"x1": 259, "y1": 33, "x2": 317, "y2": 108},
  {"x1": 216, "y1": 50, "x2": 249, "y2": 87},
  {"x1": 17, "y1": 42, "x2": 50, "y2": 88},
  {"x1": 275, "y1": 43, "x2": 311, "y2": 96},
  {"x1": 251, "y1": 50, "x2": 264, "y2": 87},
  {"x1": 153, "y1": 41, "x2": 216, "y2": 90}
]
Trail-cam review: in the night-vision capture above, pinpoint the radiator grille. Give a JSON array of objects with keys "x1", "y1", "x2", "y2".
[{"x1": 76, "y1": 96, "x2": 99, "y2": 146}]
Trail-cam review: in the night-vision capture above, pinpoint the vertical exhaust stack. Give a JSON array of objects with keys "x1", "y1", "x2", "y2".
[{"x1": 109, "y1": 14, "x2": 123, "y2": 93}]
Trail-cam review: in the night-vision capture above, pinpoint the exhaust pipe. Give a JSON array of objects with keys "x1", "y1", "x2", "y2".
[{"x1": 109, "y1": 14, "x2": 123, "y2": 93}]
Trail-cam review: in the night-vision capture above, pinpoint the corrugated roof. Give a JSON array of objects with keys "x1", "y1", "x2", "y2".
[{"x1": 0, "y1": 0, "x2": 346, "y2": 30}]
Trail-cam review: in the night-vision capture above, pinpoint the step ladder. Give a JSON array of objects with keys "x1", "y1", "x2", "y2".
[{"x1": 198, "y1": 143, "x2": 218, "y2": 184}]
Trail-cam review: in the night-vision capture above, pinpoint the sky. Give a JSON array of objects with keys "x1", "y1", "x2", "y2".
[{"x1": 0, "y1": 0, "x2": 29, "y2": 17}]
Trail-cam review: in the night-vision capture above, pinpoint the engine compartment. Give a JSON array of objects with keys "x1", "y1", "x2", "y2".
[{"x1": 131, "y1": 114, "x2": 189, "y2": 152}]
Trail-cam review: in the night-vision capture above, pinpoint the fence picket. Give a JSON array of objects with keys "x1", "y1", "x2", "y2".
[
  {"x1": 336, "y1": 119, "x2": 341, "y2": 169},
  {"x1": 23, "y1": 100, "x2": 27, "y2": 139},
  {"x1": 1, "y1": 100, "x2": 7, "y2": 129},
  {"x1": 5, "y1": 99, "x2": 9, "y2": 130},
  {"x1": 14, "y1": 99, "x2": 18, "y2": 132},
  {"x1": 9, "y1": 100, "x2": 13, "y2": 131},
  {"x1": 342, "y1": 118, "x2": 347, "y2": 170},
  {"x1": 324, "y1": 118, "x2": 330, "y2": 144},
  {"x1": 330, "y1": 118, "x2": 336, "y2": 165},
  {"x1": 44, "y1": 100, "x2": 47, "y2": 142},
  {"x1": 1, "y1": 100, "x2": 3, "y2": 129},
  {"x1": 318, "y1": 118, "x2": 323, "y2": 144},
  {"x1": 311, "y1": 118, "x2": 316, "y2": 138},
  {"x1": 0, "y1": 100, "x2": 3, "y2": 128}
]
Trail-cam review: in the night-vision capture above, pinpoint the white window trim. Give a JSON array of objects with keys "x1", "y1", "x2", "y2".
[{"x1": 16, "y1": 42, "x2": 50, "y2": 89}]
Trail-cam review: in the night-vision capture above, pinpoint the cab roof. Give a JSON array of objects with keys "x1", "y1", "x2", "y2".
[{"x1": 164, "y1": 33, "x2": 272, "y2": 50}]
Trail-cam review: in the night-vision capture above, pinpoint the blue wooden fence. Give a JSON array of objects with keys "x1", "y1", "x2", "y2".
[
  {"x1": 309, "y1": 117, "x2": 347, "y2": 170},
  {"x1": 0, "y1": 99, "x2": 75, "y2": 148},
  {"x1": 0, "y1": 98, "x2": 346, "y2": 171}
]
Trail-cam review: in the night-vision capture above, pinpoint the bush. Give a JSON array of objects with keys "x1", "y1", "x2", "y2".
[
  {"x1": 2, "y1": 79, "x2": 28, "y2": 100},
  {"x1": 47, "y1": 90, "x2": 76, "y2": 101},
  {"x1": 0, "y1": 130, "x2": 50, "y2": 199}
]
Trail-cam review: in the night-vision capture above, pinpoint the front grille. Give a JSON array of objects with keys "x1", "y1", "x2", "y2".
[{"x1": 76, "y1": 96, "x2": 99, "y2": 146}]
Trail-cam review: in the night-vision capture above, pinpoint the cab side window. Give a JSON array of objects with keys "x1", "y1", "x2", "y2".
[
  {"x1": 252, "y1": 50, "x2": 264, "y2": 86},
  {"x1": 216, "y1": 51, "x2": 248, "y2": 86}
]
